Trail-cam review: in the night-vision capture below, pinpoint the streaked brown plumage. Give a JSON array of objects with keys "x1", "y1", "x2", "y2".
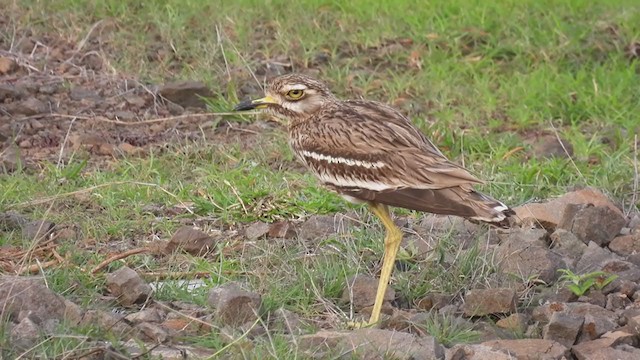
[{"x1": 234, "y1": 73, "x2": 513, "y2": 326}]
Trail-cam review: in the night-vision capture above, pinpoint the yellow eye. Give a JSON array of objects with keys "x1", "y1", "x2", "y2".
[{"x1": 286, "y1": 89, "x2": 304, "y2": 99}]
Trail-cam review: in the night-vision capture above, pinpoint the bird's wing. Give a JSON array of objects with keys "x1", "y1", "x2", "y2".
[{"x1": 289, "y1": 100, "x2": 483, "y2": 192}]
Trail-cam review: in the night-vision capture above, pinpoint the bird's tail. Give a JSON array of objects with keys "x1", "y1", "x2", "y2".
[{"x1": 465, "y1": 189, "x2": 514, "y2": 228}]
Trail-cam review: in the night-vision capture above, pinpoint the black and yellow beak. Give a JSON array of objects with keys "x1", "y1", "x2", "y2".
[{"x1": 233, "y1": 95, "x2": 277, "y2": 111}]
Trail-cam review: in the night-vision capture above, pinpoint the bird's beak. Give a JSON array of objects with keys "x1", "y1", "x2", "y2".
[{"x1": 233, "y1": 95, "x2": 277, "y2": 111}]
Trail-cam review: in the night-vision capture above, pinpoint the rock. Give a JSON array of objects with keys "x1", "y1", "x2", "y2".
[
  {"x1": 207, "y1": 282, "x2": 261, "y2": 327},
  {"x1": 164, "y1": 226, "x2": 216, "y2": 256},
  {"x1": 609, "y1": 234, "x2": 640, "y2": 257},
  {"x1": 0, "y1": 211, "x2": 30, "y2": 231},
  {"x1": 0, "y1": 143, "x2": 25, "y2": 173},
  {"x1": 602, "y1": 259, "x2": 640, "y2": 283},
  {"x1": 268, "y1": 221, "x2": 296, "y2": 238},
  {"x1": 105, "y1": 266, "x2": 153, "y2": 306},
  {"x1": 245, "y1": 221, "x2": 270, "y2": 240},
  {"x1": 559, "y1": 204, "x2": 626, "y2": 246},
  {"x1": 0, "y1": 84, "x2": 22, "y2": 101},
  {"x1": 481, "y1": 339, "x2": 569, "y2": 360},
  {"x1": 0, "y1": 276, "x2": 69, "y2": 322},
  {"x1": 447, "y1": 343, "x2": 513, "y2": 360},
  {"x1": 532, "y1": 302, "x2": 568, "y2": 324},
  {"x1": 572, "y1": 335, "x2": 640, "y2": 360},
  {"x1": 606, "y1": 292, "x2": 631, "y2": 310},
  {"x1": 79, "y1": 310, "x2": 133, "y2": 338},
  {"x1": 497, "y1": 229, "x2": 565, "y2": 284},
  {"x1": 299, "y1": 214, "x2": 350, "y2": 241},
  {"x1": 569, "y1": 303, "x2": 619, "y2": 342},
  {"x1": 158, "y1": 81, "x2": 212, "y2": 108},
  {"x1": 549, "y1": 229, "x2": 587, "y2": 266},
  {"x1": 271, "y1": 307, "x2": 306, "y2": 335},
  {"x1": 576, "y1": 241, "x2": 620, "y2": 274},
  {"x1": 513, "y1": 188, "x2": 623, "y2": 230},
  {"x1": 136, "y1": 322, "x2": 172, "y2": 343},
  {"x1": 601, "y1": 328, "x2": 638, "y2": 347},
  {"x1": 542, "y1": 312, "x2": 584, "y2": 347},
  {"x1": 122, "y1": 339, "x2": 215, "y2": 359},
  {"x1": 496, "y1": 313, "x2": 529, "y2": 332},
  {"x1": 125, "y1": 308, "x2": 164, "y2": 324},
  {"x1": 21, "y1": 219, "x2": 55, "y2": 242},
  {"x1": 0, "y1": 56, "x2": 17, "y2": 75},
  {"x1": 340, "y1": 274, "x2": 394, "y2": 311},
  {"x1": 69, "y1": 86, "x2": 100, "y2": 101},
  {"x1": 578, "y1": 291, "x2": 607, "y2": 307},
  {"x1": 416, "y1": 293, "x2": 452, "y2": 311},
  {"x1": 462, "y1": 288, "x2": 517, "y2": 317},
  {"x1": 14, "y1": 98, "x2": 47, "y2": 116},
  {"x1": 529, "y1": 133, "x2": 574, "y2": 159},
  {"x1": 10, "y1": 315, "x2": 41, "y2": 351},
  {"x1": 298, "y1": 329, "x2": 444, "y2": 360}
]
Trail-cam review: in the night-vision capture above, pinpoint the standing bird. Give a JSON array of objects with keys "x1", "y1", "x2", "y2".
[{"x1": 233, "y1": 74, "x2": 513, "y2": 326}]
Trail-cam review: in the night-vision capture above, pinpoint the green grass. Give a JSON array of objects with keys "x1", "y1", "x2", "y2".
[{"x1": 2, "y1": 0, "x2": 640, "y2": 356}]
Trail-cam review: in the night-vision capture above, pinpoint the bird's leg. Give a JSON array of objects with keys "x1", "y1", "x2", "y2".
[{"x1": 367, "y1": 202, "x2": 402, "y2": 325}]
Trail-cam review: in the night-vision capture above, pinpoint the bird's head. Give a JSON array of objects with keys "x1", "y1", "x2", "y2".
[{"x1": 233, "y1": 74, "x2": 336, "y2": 120}]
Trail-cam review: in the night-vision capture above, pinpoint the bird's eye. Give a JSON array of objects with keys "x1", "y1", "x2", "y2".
[{"x1": 286, "y1": 89, "x2": 304, "y2": 99}]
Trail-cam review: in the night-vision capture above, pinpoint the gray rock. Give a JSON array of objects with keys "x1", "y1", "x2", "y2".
[
  {"x1": 299, "y1": 214, "x2": 350, "y2": 241},
  {"x1": 105, "y1": 266, "x2": 153, "y2": 306},
  {"x1": 267, "y1": 221, "x2": 296, "y2": 239},
  {"x1": 542, "y1": 312, "x2": 584, "y2": 347},
  {"x1": 158, "y1": 81, "x2": 212, "y2": 108},
  {"x1": 606, "y1": 292, "x2": 631, "y2": 311},
  {"x1": 0, "y1": 211, "x2": 30, "y2": 231},
  {"x1": 1, "y1": 143, "x2": 25, "y2": 173},
  {"x1": 14, "y1": 98, "x2": 47, "y2": 115},
  {"x1": 9, "y1": 315, "x2": 41, "y2": 351},
  {"x1": 121, "y1": 339, "x2": 217, "y2": 359},
  {"x1": 609, "y1": 234, "x2": 640, "y2": 257},
  {"x1": 341, "y1": 274, "x2": 394, "y2": 311},
  {"x1": 299, "y1": 329, "x2": 444, "y2": 360},
  {"x1": 481, "y1": 339, "x2": 569, "y2": 360},
  {"x1": 572, "y1": 335, "x2": 640, "y2": 360},
  {"x1": 270, "y1": 307, "x2": 307, "y2": 335},
  {"x1": 568, "y1": 303, "x2": 619, "y2": 342},
  {"x1": 447, "y1": 344, "x2": 513, "y2": 360},
  {"x1": 245, "y1": 221, "x2": 270, "y2": 240},
  {"x1": 207, "y1": 282, "x2": 261, "y2": 327},
  {"x1": 559, "y1": 204, "x2": 626, "y2": 246},
  {"x1": 462, "y1": 288, "x2": 517, "y2": 317},
  {"x1": 498, "y1": 229, "x2": 566, "y2": 283},
  {"x1": 0, "y1": 276, "x2": 69, "y2": 323},
  {"x1": 79, "y1": 310, "x2": 133, "y2": 338},
  {"x1": 496, "y1": 313, "x2": 530, "y2": 333},
  {"x1": 164, "y1": 226, "x2": 217, "y2": 256},
  {"x1": 576, "y1": 241, "x2": 620, "y2": 273},
  {"x1": 22, "y1": 219, "x2": 55, "y2": 242},
  {"x1": 136, "y1": 322, "x2": 172, "y2": 343},
  {"x1": 124, "y1": 308, "x2": 164, "y2": 324},
  {"x1": 550, "y1": 229, "x2": 587, "y2": 266}
]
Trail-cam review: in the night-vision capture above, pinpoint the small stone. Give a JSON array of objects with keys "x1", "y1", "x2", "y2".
[
  {"x1": 245, "y1": 221, "x2": 270, "y2": 240},
  {"x1": 14, "y1": 98, "x2": 47, "y2": 116},
  {"x1": 0, "y1": 276, "x2": 69, "y2": 322},
  {"x1": 164, "y1": 226, "x2": 216, "y2": 256},
  {"x1": 158, "y1": 81, "x2": 212, "y2": 108},
  {"x1": 572, "y1": 335, "x2": 640, "y2": 360},
  {"x1": 10, "y1": 315, "x2": 41, "y2": 351},
  {"x1": 0, "y1": 211, "x2": 29, "y2": 231},
  {"x1": 0, "y1": 56, "x2": 17, "y2": 75},
  {"x1": 576, "y1": 241, "x2": 620, "y2": 274},
  {"x1": 298, "y1": 329, "x2": 444, "y2": 360},
  {"x1": 462, "y1": 288, "x2": 517, "y2": 317},
  {"x1": 559, "y1": 204, "x2": 626, "y2": 246},
  {"x1": 578, "y1": 291, "x2": 607, "y2": 307},
  {"x1": 69, "y1": 87, "x2": 100, "y2": 101},
  {"x1": 267, "y1": 221, "x2": 296, "y2": 238},
  {"x1": 549, "y1": 229, "x2": 587, "y2": 266},
  {"x1": 609, "y1": 234, "x2": 640, "y2": 257},
  {"x1": 125, "y1": 308, "x2": 164, "y2": 324},
  {"x1": 498, "y1": 230, "x2": 566, "y2": 284},
  {"x1": 1, "y1": 143, "x2": 25, "y2": 173},
  {"x1": 481, "y1": 339, "x2": 568, "y2": 360},
  {"x1": 542, "y1": 312, "x2": 584, "y2": 347},
  {"x1": 496, "y1": 313, "x2": 530, "y2": 333},
  {"x1": 122, "y1": 339, "x2": 215, "y2": 359},
  {"x1": 569, "y1": 303, "x2": 619, "y2": 342},
  {"x1": 606, "y1": 292, "x2": 632, "y2": 310},
  {"x1": 529, "y1": 133, "x2": 574, "y2": 159},
  {"x1": 270, "y1": 307, "x2": 306, "y2": 335},
  {"x1": 340, "y1": 274, "x2": 394, "y2": 311},
  {"x1": 299, "y1": 214, "x2": 349, "y2": 241},
  {"x1": 105, "y1": 266, "x2": 153, "y2": 306},
  {"x1": 207, "y1": 282, "x2": 261, "y2": 327},
  {"x1": 416, "y1": 293, "x2": 451, "y2": 311},
  {"x1": 447, "y1": 343, "x2": 514, "y2": 360},
  {"x1": 21, "y1": 220, "x2": 55, "y2": 242},
  {"x1": 79, "y1": 310, "x2": 133, "y2": 338},
  {"x1": 136, "y1": 322, "x2": 172, "y2": 343},
  {"x1": 513, "y1": 188, "x2": 624, "y2": 230}
]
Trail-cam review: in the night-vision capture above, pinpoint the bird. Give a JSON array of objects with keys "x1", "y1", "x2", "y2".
[{"x1": 233, "y1": 73, "x2": 513, "y2": 326}]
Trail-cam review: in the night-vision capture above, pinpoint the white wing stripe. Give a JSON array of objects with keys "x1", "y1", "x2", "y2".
[{"x1": 301, "y1": 150, "x2": 386, "y2": 169}]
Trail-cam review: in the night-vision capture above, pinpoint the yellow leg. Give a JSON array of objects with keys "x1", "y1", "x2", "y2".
[{"x1": 367, "y1": 202, "x2": 403, "y2": 325}]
